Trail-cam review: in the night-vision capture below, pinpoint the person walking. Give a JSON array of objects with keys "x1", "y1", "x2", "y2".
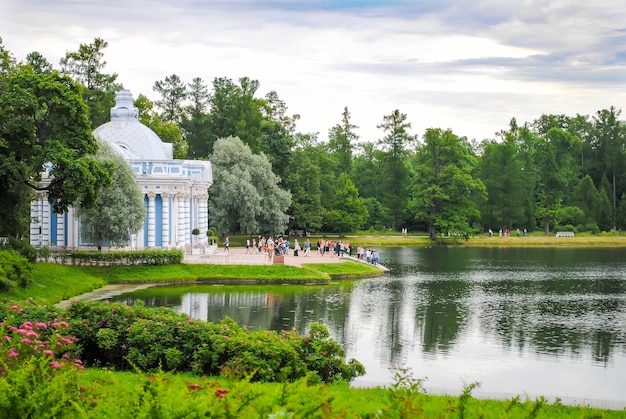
[{"x1": 224, "y1": 236, "x2": 230, "y2": 253}]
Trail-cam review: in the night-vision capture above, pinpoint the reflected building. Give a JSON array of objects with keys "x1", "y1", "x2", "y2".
[{"x1": 29, "y1": 90, "x2": 213, "y2": 250}]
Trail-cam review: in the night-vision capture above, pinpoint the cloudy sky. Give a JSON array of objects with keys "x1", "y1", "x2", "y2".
[{"x1": 2, "y1": 0, "x2": 626, "y2": 143}]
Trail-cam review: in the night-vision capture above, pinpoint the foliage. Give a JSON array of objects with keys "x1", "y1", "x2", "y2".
[
  {"x1": 0, "y1": 304, "x2": 85, "y2": 418},
  {"x1": 0, "y1": 250, "x2": 32, "y2": 292},
  {"x1": 283, "y1": 150, "x2": 323, "y2": 232},
  {"x1": 209, "y1": 137, "x2": 291, "y2": 235},
  {"x1": 46, "y1": 249, "x2": 183, "y2": 267},
  {"x1": 59, "y1": 37, "x2": 121, "y2": 128},
  {"x1": 76, "y1": 144, "x2": 146, "y2": 250},
  {"x1": 323, "y1": 173, "x2": 369, "y2": 234},
  {"x1": 377, "y1": 109, "x2": 414, "y2": 231},
  {"x1": 35, "y1": 300, "x2": 366, "y2": 384},
  {"x1": 135, "y1": 94, "x2": 189, "y2": 158},
  {"x1": 0, "y1": 68, "x2": 112, "y2": 237},
  {"x1": 411, "y1": 128, "x2": 486, "y2": 240}
]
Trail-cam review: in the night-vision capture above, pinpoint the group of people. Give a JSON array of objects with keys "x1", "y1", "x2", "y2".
[
  {"x1": 238, "y1": 236, "x2": 314, "y2": 259},
  {"x1": 224, "y1": 236, "x2": 381, "y2": 265},
  {"x1": 488, "y1": 228, "x2": 528, "y2": 237}
]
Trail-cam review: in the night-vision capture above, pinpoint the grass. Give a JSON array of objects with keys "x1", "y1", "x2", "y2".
[
  {"x1": 1, "y1": 263, "x2": 106, "y2": 305},
  {"x1": 71, "y1": 368, "x2": 625, "y2": 418}
]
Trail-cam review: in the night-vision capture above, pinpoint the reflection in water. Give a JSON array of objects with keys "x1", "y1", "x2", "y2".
[{"x1": 109, "y1": 247, "x2": 626, "y2": 408}]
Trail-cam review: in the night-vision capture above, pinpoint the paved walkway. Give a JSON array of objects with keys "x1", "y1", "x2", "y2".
[{"x1": 184, "y1": 246, "x2": 389, "y2": 272}]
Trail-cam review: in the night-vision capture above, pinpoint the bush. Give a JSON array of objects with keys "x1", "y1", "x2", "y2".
[
  {"x1": 21, "y1": 300, "x2": 365, "y2": 384},
  {"x1": 0, "y1": 250, "x2": 33, "y2": 291},
  {"x1": 585, "y1": 222, "x2": 601, "y2": 234},
  {"x1": 0, "y1": 237, "x2": 37, "y2": 263}
]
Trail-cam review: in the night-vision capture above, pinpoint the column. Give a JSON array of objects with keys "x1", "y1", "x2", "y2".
[
  {"x1": 161, "y1": 192, "x2": 170, "y2": 248},
  {"x1": 147, "y1": 192, "x2": 156, "y2": 248},
  {"x1": 198, "y1": 194, "x2": 208, "y2": 246},
  {"x1": 41, "y1": 192, "x2": 50, "y2": 246},
  {"x1": 184, "y1": 193, "x2": 191, "y2": 244},
  {"x1": 177, "y1": 192, "x2": 186, "y2": 245}
]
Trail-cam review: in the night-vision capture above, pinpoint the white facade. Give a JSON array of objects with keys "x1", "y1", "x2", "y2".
[{"x1": 29, "y1": 90, "x2": 213, "y2": 250}]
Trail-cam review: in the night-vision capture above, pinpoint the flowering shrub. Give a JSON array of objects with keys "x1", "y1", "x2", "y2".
[
  {"x1": 0, "y1": 304, "x2": 86, "y2": 417},
  {"x1": 1, "y1": 300, "x2": 365, "y2": 384}
]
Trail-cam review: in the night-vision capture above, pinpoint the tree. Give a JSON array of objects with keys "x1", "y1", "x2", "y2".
[
  {"x1": 323, "y1": 173, "x2": 368, "y2": 235},
  {"x1": 59, "y1": 37, "x2": 120, "y2": 128},
  {"x1": 377, "y1": 109, "x2": 414, "y2": 231},
  {"x1": 328, "y1": 107, "x2": 358, "y2": 174},
  {"x1": 0, "y1": 68, "x2": 112, "y2": 237},
  {"x1": 475, "y1": 130, "x2": 529, "y2": 231},
  {"x1": 534, "y1": 128, "x2": 581, "y2": 234},
  {"x1": 153, "y1": 74, "x2": 187, "y2": 124},
  {"x1": 76, "y1": 145, "x2": 145, "y2": 250},
  {"x1": 135, "y1": 95, "x2": 189, "y2": 158},
  {"x1": 283, "y1": 150, "x2": 323, "y2": 232},
  {"x1": 411, "y1": 128, "x2": 486, "y2": 240},
  {"x1": 590, "y1": 107, "x2": 626, "y2": 227},
  {"x1": 209, "y1": 137, "x2": 291, "y2": 235},
  {"x1": 25, "y1": 51, "x2": 53, "y2": 74},
  {"x1": 182, "y1": 77, "x2": 212, "y2": 158}
]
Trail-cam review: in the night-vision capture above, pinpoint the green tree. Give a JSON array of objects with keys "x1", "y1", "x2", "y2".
[
  {"x1": 76, "y1": 145, "x2": 145, "y2": 250},
  {"x1": 259, "y1": 91, "x2": 297, "y2": 180},
  {"x1": 182, "y1": 77, "x2": 212, "y2": 158},
  {"x1": 590, "y1": 107, "x2": 626, "y2": 227},
  {"x1": 411, "y1": 128, "x2": 486, "y2": 240},
  {"x1": 328, "y1": 106, "x2": 358, "y2": 174},
  {"x1": 377, "y1": 109, "x2": 414, "y2": 231},
  {"x1": 153, "y1": 73, "x2": 187, "y2": 124},
  {"x1": 206, "y1": 77, "x2": 265, "y2": 155},
  {"x1": 534, "y1": 128, "x2": 581, "y2": 235},
  {"x1": 475, "y1": 128, "x2": 529, "y2": 231},
  {"x1": 135, "y1": 94, "x2": 188, "y2": 158},
  {"x1": 323, "y1": 173, "x2": 368, "y2": 235},
  {"x1": 283, "y1": 150, "x2": 323, "y2": 233},
  {"x1": 209, "y1": 137, "x2": 291, "y2": 235},
  {"x1": 25, "y1": 51, "x2": 53, "y2": 74},
  {"x1": 59, "y1": 37, "x2": 120, "y2": 128},
  {"x1": 0, "y1": 68, "x2": 112, "y2": 237}
]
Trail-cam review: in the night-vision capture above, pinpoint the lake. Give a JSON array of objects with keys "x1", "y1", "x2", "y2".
[{"x1": 108, "y1": 246, "x2": 626, "y2": 408}]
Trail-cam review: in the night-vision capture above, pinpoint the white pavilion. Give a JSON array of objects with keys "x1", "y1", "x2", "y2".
[{"x1": 29, "y1": 90, "x2": 213, "y2": 250}]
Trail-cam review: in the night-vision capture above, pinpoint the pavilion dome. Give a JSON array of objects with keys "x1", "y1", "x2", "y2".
[{"x1": 93, "y1": 90, "x2": 173, "y2": 160}]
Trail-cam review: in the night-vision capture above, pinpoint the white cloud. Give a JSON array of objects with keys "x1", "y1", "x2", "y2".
[{"x1": 2, "y1": 0, "x2": 625, "y2": 143}]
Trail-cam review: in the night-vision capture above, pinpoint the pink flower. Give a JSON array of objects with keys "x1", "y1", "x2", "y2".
[
  {"x1": 60, "y1": 337, "x2": 73, "y2": 345},
  {"x1": 43, "y1": 350, "x2": 54, "y2": 356},
  {"x1": 8, "y1": 350, "x2": 19, "y2": 357},
  {"x1": 26, "y1": 330, "x2": 39, "y2": 339},
  {"x1": 34, "y1": 322, "x2": 47, "y2": 330},
  {"x1": 59, "y1": 322, "x2": 69, "y2": 328},
  {"x1": 74, "y1": 359, "x2": 83, "y2": 365},
  {"x1": 215, "y1": 389, "x2": 229, "y2": 398},
  {"x1": 16, "y1": 329, "x2": 28, "y2": 336},
  {"x1": 20, "y1": 338, "x2": 33, "y2": 345},
  {"x1": 9, "y1": 305, "x2": 20, "y2": 311},
  {"x1": 187, "y1": 383, "x2": 202, "y2": 390},
  {"x1": 49, "y1": 361, "x2": 63, "y2": 369},
  {"x1": 2, "y1": 336, "x2": 11, "y2": 341},
  {"x1": 20, "y1": 322, "x2": 33, "y2": 330}
]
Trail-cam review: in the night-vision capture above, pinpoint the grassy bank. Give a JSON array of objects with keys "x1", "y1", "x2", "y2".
[
  {"x1": 228, "y1": 232, "x2": 626, "y2": 248},
  {"x1": 1, "y1": 260, "x2": 382, "y2": 305}
]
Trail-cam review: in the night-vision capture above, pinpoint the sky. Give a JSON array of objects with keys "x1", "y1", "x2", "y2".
[{"x1": 2, "y1": 0, "x2": 626, "y2": 143}]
